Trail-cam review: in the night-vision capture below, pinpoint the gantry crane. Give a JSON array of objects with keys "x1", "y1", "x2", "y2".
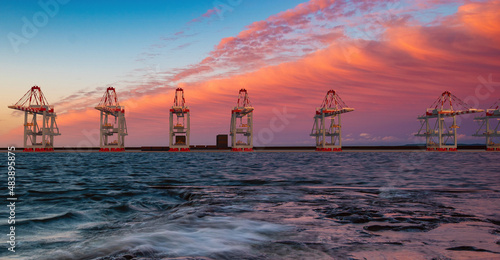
[
  {"x1": 310, "y1": 90, "x2": 354, "y2": 151},
  {"x1": 230, "y1": 89, "x2": 254, "y2": 151},
  {"x1": 473, "y1": 99, "x2": 500, "y2": 151},
  {"x1": 8, "y1": 86, "x2": 61, "y2": 152},
  {"x1": 95, "y1": 87, "x2": 128, "y2": 152},
  {"x1": 169, "y1": 88, "x2": 190, "y2": 151},
  {"x1": 415, "y1": 91, "x2": 483, "y2": 151}
]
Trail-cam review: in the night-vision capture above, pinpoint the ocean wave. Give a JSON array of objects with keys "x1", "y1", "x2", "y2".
[{"x1": 34, "y1": 216, "x2": 289, "y2": 260}]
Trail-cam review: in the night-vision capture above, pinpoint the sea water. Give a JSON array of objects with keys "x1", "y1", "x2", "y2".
[{"x1": 1, "y1": 152, "x2": 499, "y2": 259}]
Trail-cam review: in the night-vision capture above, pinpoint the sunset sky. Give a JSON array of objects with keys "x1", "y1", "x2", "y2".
[{"x1": 1, "y1": 0, "x2": 499, "y2": 147}]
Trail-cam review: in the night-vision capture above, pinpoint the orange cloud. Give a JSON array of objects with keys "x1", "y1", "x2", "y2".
[
  {"x1": 458, "y1": 0, "x2": 500, "y2": 40},
  {"x1": 2, "y1": 0, "x2": 499, "y2": 147},
  {"x1": 154, "y1": 0, "x2": 500, "y2": 145}
]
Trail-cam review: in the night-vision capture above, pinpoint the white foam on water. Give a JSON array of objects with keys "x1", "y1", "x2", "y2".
[
  {"x1": 34, "y1": 216, "x2": 289, "y2": 260},
  {"x1": 379, "y1": 186, "x2": 412, "y2": 199}
]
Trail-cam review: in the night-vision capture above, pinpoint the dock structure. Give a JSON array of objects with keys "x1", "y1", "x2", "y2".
[
  {"x1": 230, "y1": 89, "x2": 254, "y2": 151},
  {"x1": 94, "y1": 87, "x2": 128, "y2": 152},
  {"x1": 169, "y1": 88, "x2": 190, "y2": 151},
  {"x1": 8, "y1": 86, "x2": 61, "y2": 152},
  {"x1": 415, "y1": 91, "x2": 483, "y2": 151},
  {"x1": 310, "y1": 90, "x2": 354, "y2": 151},
  {"x1": 473, "y1": 99, "x2": 500, "y2": 151}
]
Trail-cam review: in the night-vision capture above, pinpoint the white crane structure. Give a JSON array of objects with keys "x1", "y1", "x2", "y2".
[
  {"x1": 230, "y1": 89, "x2": 254, "y2": 151},
  {"x1": 8, "y1": 86, "x2": 60, "y2": 152},
  {"x1": 473, "y1": 99, "x2": 500, "y2": 151},
  {"x1": 415, "y1": 91, "x2": 483, "y2": 151},
  {"x1": 169, "y1": 88, "x2": 190, "y2": 152},
  {"x1": 310, "y1": 90, "x2": 354, "y2": 151},
  {"x1": 95, "y1": 87, "x2": 128, "y2": 152}
]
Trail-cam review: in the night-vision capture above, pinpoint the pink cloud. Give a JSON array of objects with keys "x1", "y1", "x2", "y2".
[
  {"x1": 188, "y1": 7, "x2": 219, "y2": 24},
  {"x1": 172, "y1": 65, "x2": 213, "y2": 81},
  {"x1": 60, "y1": 0, "x2": 417, "y2": 113},
  {"x1": 135, "y1": 0, "x2": 500, "y2": 146},
  {"x1": 3, "y1": 0, "x2": 499, "y2": 147}
]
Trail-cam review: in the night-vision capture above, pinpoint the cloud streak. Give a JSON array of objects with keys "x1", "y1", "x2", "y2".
[{"x1": 188, "y1": 7, "x2": 220, "y2": 24}]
